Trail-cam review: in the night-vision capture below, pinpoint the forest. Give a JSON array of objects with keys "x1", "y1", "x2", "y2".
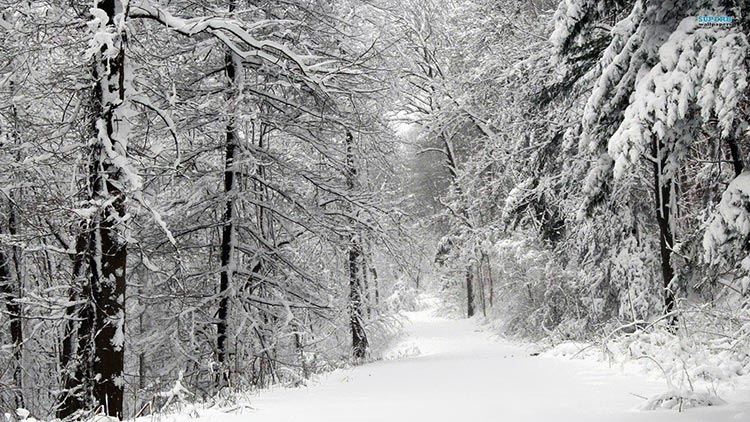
[{"x1": 1, "y1": 0, "x2": 750, "y2": 420}]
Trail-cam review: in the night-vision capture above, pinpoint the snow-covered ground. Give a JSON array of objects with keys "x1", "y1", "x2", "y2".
[{"x1": 148, "y1": 299, "x2": 750, "y2": 422}]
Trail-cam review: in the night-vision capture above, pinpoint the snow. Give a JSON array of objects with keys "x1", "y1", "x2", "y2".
[
  {"x1": 549, "y1": 0, "x2": 584, "y2": 52},
  {"x1": 704, "y1": 171, "x2": 750, "y2": 265},
  {"x1": 150, "y1": 207, "x2": 177, "y2": 246},
  {"x1": 139, "y1": 297, "x2": 750, "y2": 422},
  {"x1": 129, "y1": 0, "x2": 313, "y2": 79},
  {"x1": 155, "y1": 371, "x2": 193, "y2": 410},
  {"x1": 575, "y1": 1, "x2": 748, "y2": 196},
  {"x1": 640, "y1": 390, "x2": 726, "y2": 411},
  {"x1": 111, "y1": 309, "x2": 125, "y2": 351},
  {"x1": 86, "y1": 7, "x2": 116, "y2": 59}
]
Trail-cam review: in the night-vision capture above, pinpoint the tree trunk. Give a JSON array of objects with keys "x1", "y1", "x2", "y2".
[
  {"x1": 652, "y1": 139, "x2": 677, "y2": 327},
  {"x1": 57, "y1": 228, "x2": 91, "y2": 419},
  {"x1": 216, "y1": 138, "x2": 234, "y2": 385},
  {"x1": 217, "y1": 16, "x2": 239, "y2": 386},
  {"x1": 0, "y1": 246, "x2": 23, "y2": 408},
  {"x1": 362, "y1": 237, "x2": 379, "y2": 314},
  {"x1": 346, "y1": 131, "x2": 368, "y2": 359},
  {"x1": 349, "y1": 237, "x2": 368, "y2": 359},
  {"x1": 478, "y1": 259, "x2": 487, "y2": 317},
  {"x1": 294, "y1": 322, "x2": 309, "y2": 381},
  {"x1": 484, "y1": 252, "x2": 494, "y2": 308},
  {"x1": 362, "y1": 244, "x2": 373, "y2": 318},
  {"x1": 466, "y1": 267, "x2": 475, "y2": 318},
  {"x1": 727, "y1": 136, "x2": 744, "y2": 176},
  {"x1": 87, "y1": 1, "x2": 131, "y2": 417},
  {"x1": 371, "y1": 262, "x2": 380, "y2": 307},
  {"x1": 441, "y1": 132, "x2": 477, "y2": 319},
  {"x1": 89, "y1": 193, "x2": 127, "y2": 418},
  {"x1": 1, "y1": 79, "x2": 24, "y2": 410}
]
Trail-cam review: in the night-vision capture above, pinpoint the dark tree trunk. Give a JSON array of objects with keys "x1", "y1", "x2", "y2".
[
  {"x1": 84, "y1": 1, "x2": 130, "y2": 417},
  {"x1": 89, "y1": 191, "x2": 127, "y2": 418},
  {"x1": 727, "y1": 136, "x2": 744, "y2": 176},
  {"x1": 1, "y1": 73, "x2": 24, "y2": 411},
  {"x1": 346, "y1": 131, "x2": 368, "y2": 359},
  {"x1": 466, "y1": 267, "x2": 475, "y2": 318},
  {"x1": 216, "y1": 136, "x2": 234, "y2": 383},
  {"x1": 57, "y1": 228, "x2": 91, "y2": 419},
  {"x1": 0, "y1": 246, "x2": 23, "y2": 408},
  {"x1": 478, "y1": 261, "x2": 487, "y2": 317},
  {"x1": 361, "y1": 236, "x2": 379, "y2": 316},
  {"x1": 652, "y1": 140, "x2": 677, "y2": 327},
  {"x1": 217, "y1": 38, "x2": 238, "y2": 388},
  {"x1": 349, "y1": 237, "x2": 368, "y2": 359},
  {"x1": 217, "y1": 1, "x2": 241, "y2": 387},
  {"x1": 484, "y1": 252, "x2": 494, "y2": 308},
  {"x1": 370, "y1": 262, "x2": 380, "y2": 307}
]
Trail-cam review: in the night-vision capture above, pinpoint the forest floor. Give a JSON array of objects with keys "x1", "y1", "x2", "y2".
[{"x1": 150, "y1": 297, "x2": 750, "y2": 422}]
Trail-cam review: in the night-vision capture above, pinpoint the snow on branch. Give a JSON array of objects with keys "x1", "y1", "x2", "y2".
[
  {"x1": 584, "y1": 10, "x2": 748, "y2": 181},
  {"x1": 129, "y1": 0, "x2": 315, "y2": 82},
  {"x1": 704, "y1": 171, "x2": 750, "y2": 267},
  {"x1": 155, "y1": 371, "x2": 193, "y2": 411}
]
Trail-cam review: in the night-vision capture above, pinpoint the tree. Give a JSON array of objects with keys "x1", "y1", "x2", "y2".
[
  {"x1": 216, "y1": 0, "x2": 240, "y2": 388},
  {"x1": 82, "y1": 1, "x2": 136, "y2": 416},
  {"x1": 556, "y1": 0, "x2": 750, "y2": 325},
  {"x1": 346, "y1": 131, "x2": 369, "y2": 359},
  {"x1": 0, "y1": 0, "x2": 413, "y2": 417},
  {"x1": 0, "y1": 41, "x2": 24, "y2": 410}
]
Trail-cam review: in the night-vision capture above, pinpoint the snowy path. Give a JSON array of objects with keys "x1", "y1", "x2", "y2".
[{"x1": 194, "y1": 303, "x2": 750, "y2": 422}]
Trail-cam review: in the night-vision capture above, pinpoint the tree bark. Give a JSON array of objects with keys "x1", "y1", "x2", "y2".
[
  {"x1": 294, "y1": 323, "x2": 309, "y2": 381},
  {"x1": 89, "y1": 190, "x2": 127, "y2": 418},
  {"x1": 466, "y1": 267, "x2": 475, "y2": 318},
  {"x1": 57, "y1": 228, "x2": 91, "y2": 419},
  {"x1": 727, "y1": 136, "x2": 744, "y2": 176},
  {"x1": 370, "y1": 260, "x2": 380, "y2": 307},
  {"x1": 0, "y1": 245, "x2": 23, "y2": 408},
  {"x1": 217, "y1": 11, "x2": 238, "y2": 386},
  {"x1": 1, "y1": 79, "x2": 24, "y2": 410},
  {"x1": 346, "y1": 131, "x2": 368, "y2": 359},
  {"x1": 349, "y1": 237, "x2": 368, "y2": 359},
  {"x1": 484, "y1": 252, "x2": 494, "y2": 308},
  {"x1": 441, "y1": 132, "x2": 477, "y2": 319},
  {"x1": 86, "y1": 1, "x2": 131, "y2": 416},
  {"x1": 652, "y1": 139, "x2": 677, "y2": 327},
  {"x1": 477, "y1": 259, "x2": 487, "y2": 317}
]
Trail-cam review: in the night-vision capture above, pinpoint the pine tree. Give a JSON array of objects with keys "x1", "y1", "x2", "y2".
[{"x1": 556, "y1": 0, "x2": 749, "y2": 324}]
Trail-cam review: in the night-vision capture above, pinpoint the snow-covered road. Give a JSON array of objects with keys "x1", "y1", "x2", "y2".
[{"x1": 190, "y1": 303, "x2": 750, "y2": 422}]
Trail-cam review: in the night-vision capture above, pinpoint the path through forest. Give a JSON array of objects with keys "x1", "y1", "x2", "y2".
[{"x1": 179, "y1": 298, "x2": 750, "y2": 422}]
